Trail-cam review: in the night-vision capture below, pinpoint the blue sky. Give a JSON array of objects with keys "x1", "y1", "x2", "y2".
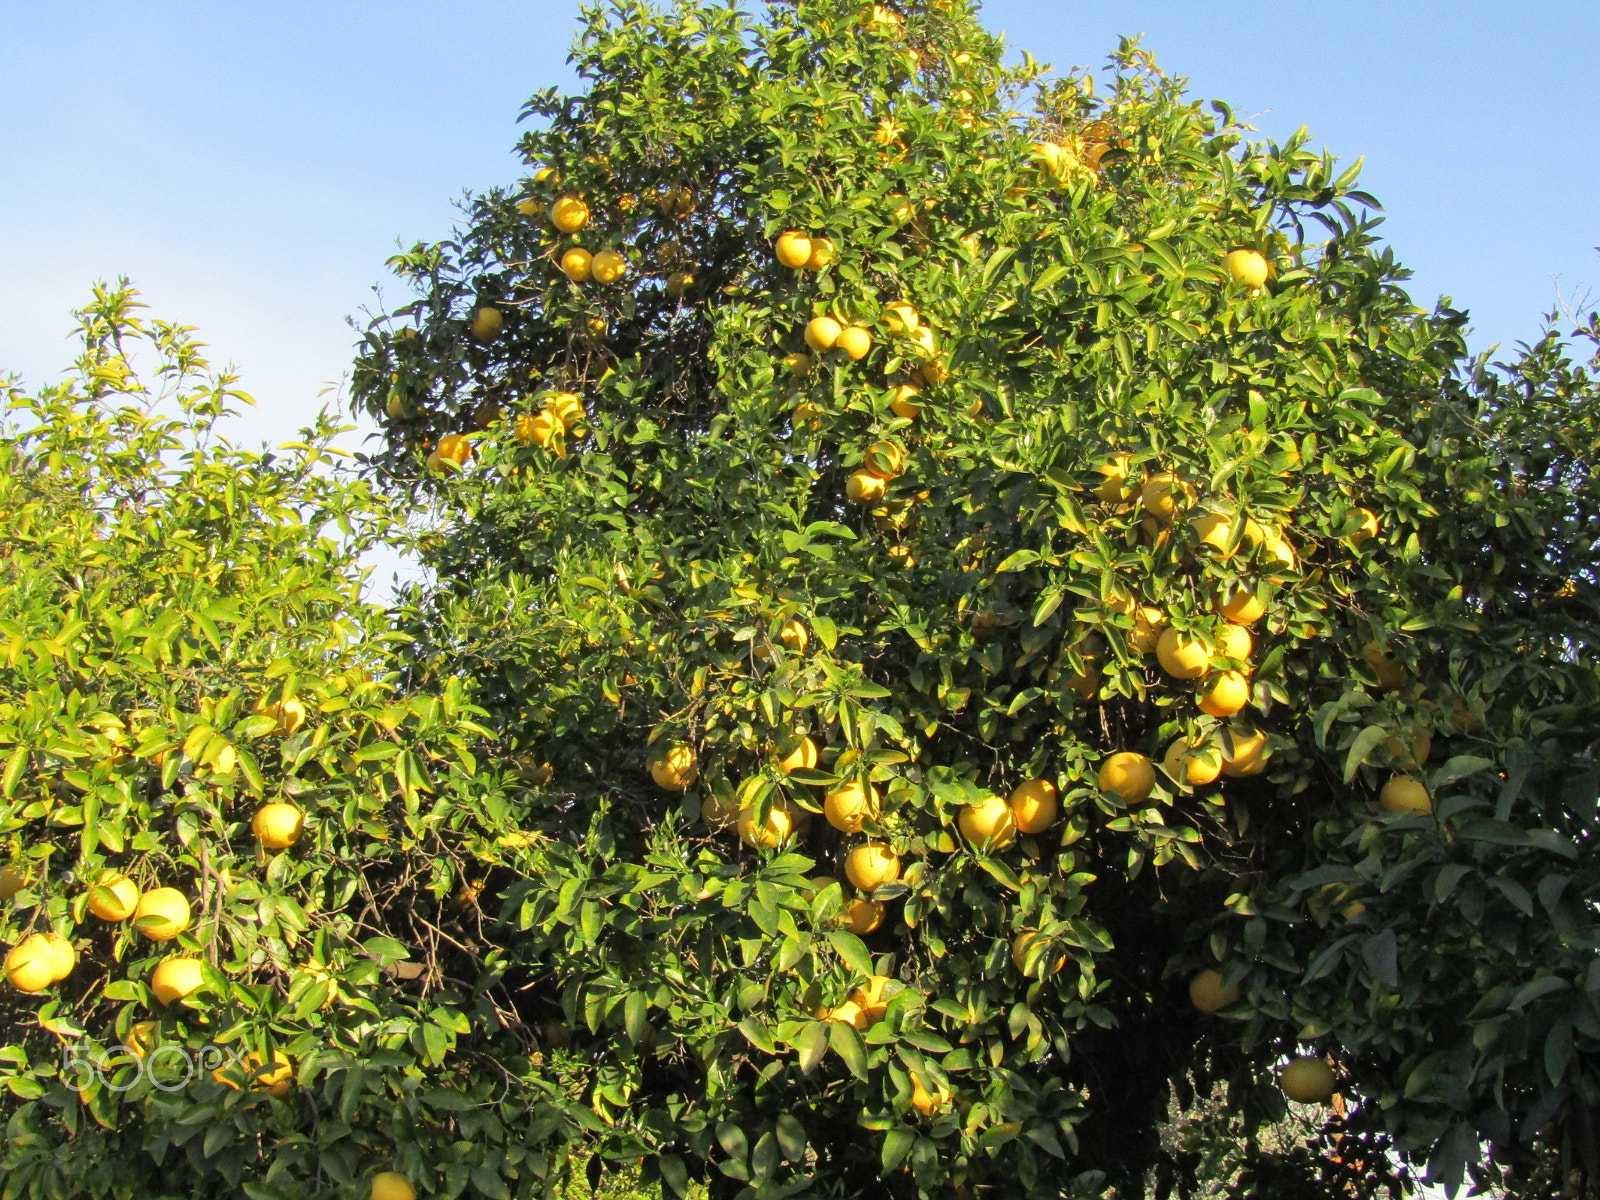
[{"x1": 1, "y1": 0, "x2": 1595, "y2": 458}]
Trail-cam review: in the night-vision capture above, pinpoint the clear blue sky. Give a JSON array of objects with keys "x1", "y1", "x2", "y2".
[{"x1": 1, "y1": 0, "x2": 1596, "y2": 455}]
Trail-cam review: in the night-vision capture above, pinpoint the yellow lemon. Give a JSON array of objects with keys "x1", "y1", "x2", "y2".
[
  {"x1": 804, "y1": 316, "x2": 843, "y2": 352},
  {"x1": 590, "y1": 250, "x2": 626, "y2": 283},
  {"x1": 560, "y1": 247, "x2": 592, "y2": 282},
  {"x1": 777, "y1": 736, "x2": 819, "y2": 774},
  {"x1": 844, "y1": 844, "x2": 900, "y2": 892},
  {"x1": 1011, "y1": 930, "x2": 1067, "y2": 978},
  {"x1": 911, "y1": 1075, "x2": 952, "y2": 1116},
  {"x1": 826, "y1": 999, "x2": 869, "y2": 1030},
  {"x1": 835, "y1": 326, "x2": 872, "y2": 361},
  {"x1": 775, "y1": 231, "x2": 813, "y2": 268},
  {"x1": 1217, "y1": 588, "x2": 1265, "y2": 625},
  {"x1": 1191, "y1": 511, "x2": 1235, "y2": 556},
  {"x1": 1092, "y1": 453, "x2": 1133, "y2": 502},
  {"x1": 436, "y1": 433, "x2": 472, "y2": 467},
  {"x1": 783, "y1": 352, "x2": 812, "y2": 378},
  {"x1": 843, "y1": 898, "x2": 885, "y2": 935},
  {"x1": 253, "y1": 802, "x2": 304, "y2": 850},
  {"x1": 804, "y1": 237, "x2": 837, "y2": 270},
  {"x1": 824, "y1": 781, "x2": 878, "y2": 833},
  {"x1": 884, "y1": 301, "x2": 920, "y2": 334},
  {"x1": 5, "y1": 935, "x2": 57, "y2": 993},
  {"x1": 1098, "y1": 752, "x2": 1155, "y2": 804},
  {"x1": 1362, "y1": 642, "x2": 1407, "y2": 691},
  {"x1": 1164, "y1": 737, "x2": 1222, "y2": 787},
  {"x1": 1198, "y1": 670, "x2": 1250, "y2": 718},
  {"x1": 889, "y1": 385, "x2": 921, "y2": 419},
  {"x1": 1215, "y1": 622, "x2": 1253, "y2": 665},
  {"x1": 1225, "y1": 248, "x2": 1270, "y2": 288},
  {"x1": 666, "y1": 270, "x2": 696, "y2": 298},
  {"x1": 469, "y1": 307, "x2": 502, "y2": 343},
  {"x1": 150, "y1": 956, "x2": 206, "y2": 1005},
  {"x1": 649, "y1": 743, "x2": 699, "y2": 791},
  {"x1": 700, "y1": 793, "x2": 737, "y2": 830},
  {"x1": 958, "y1": 793, "x2": 1017, "y2": 850},
  {"x1": 846, "y1": 471, "x2": 887, "y2": 505},
  {"x1": 1129, "y1": 605, "x2": 1166, "y2": 653},
  {"x1": 1188, "y1": 969, "x2": 1240, "y2": 1014},
  {"x1": 550, "y1": 196, "x2": 589, "y2": 233},
  {"x1": 1156, "y1": 628, "x2": 1209, "y2": 680},
  {"x1": 1279, "y1": 1056, "x2": 1337, "y2": 1104},
  {"x1": 1379, "y1": 775, "x2": 1431, "y2": 815},
  {"x1": 41, "y1": 933, "x2": 75, "y2": 982},
  {"x1": 864, "y1": 440, "x2": 905, "y2": 479},
  {"x1": 1139, "y1": 473, "x2": 1192, "y2": 522},
  {"x1": 737, "y1": 804, "x2": 795, "y2": 849},
  {"x1": 1221, "y1": 726, "x2": 1270, "y2": 778},
  {"x1": 516, "y1": 411, "x2": 560, "y2": 449},
  {"x1": 1008, "y1": 779, "x2": 1057, "y2": 834},
  {"x1": 0, "y1": 865, "x2": 29, "y2": 901},
  {"x1": 370, "y1": 1173, "x2": 417, "y2": 1200},
  {"x1": 134, "y1": 888, "x2": 191, "y2": 941},
  {"x1": 547, "y1": 392, "x2": 585, "y2": 427},
  {"x1": 86, "y1": 871, "x2": 140, "y2": 922}
]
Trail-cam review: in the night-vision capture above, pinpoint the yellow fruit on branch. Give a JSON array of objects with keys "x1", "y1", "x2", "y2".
[
  {"x1": 700, "y1": 793, "x2": 737, "y2": 830},
  {"x1": 864, "y1": 439, "x2": 904, "y2": 479},
  {"x1": 255, "y1": 697, "x2": 307, "y2": 736},
  {"x1": 370, "y1": 1172, "x2": 417, "y2": 1200},
  {"x1": 1008, "y1": 779, "x2": 1057, "y2": 834},
  {"x1": 804, "y1": 237, "x2": 836, "y2": 270},
  {"x1": 469, "y1": 307, "x2": 503, "y2": 343},
  {"x1": 134, "y1": 887, "x2": 192, "y2": 941},
  {"x1": 911, "y1": 1075, "x2": 952, "y2": 1116},
  {"x1": 1188, "y1": 968, "x2": 1241, "y2": 1014},
  {"x1": 1215, "y1": 622, "x2": 1253, "y2": 667},
  {"x1": 122, "y1": 1019, "x2": 158, "y2": 1059},
  {"x1": 1139, "y1": 473, "x2": 1194, "y2": 523},
  {"x1": 1011, "y1": 930, "x2": 1066, "y2": 978},
  {"x1": 649, "y1": 743, "x2": 699, "y2": 791},
  {"x1": 884, "y1": 301, "x2": 920, "y2": 335},
  {"x1": 1351, "y1": 507, "x2": 1380, "y2": 546},
  {"x1": 1191, "y1": 511, "x2": 1236, "y2": 557},
  {"x1": 775, "y1": 231, "x2": 813, "y2": 268},
  {"x1": 843, "y1": 897, "x2": 885, "y2": 935},
  {"x1": 755, "y1": 618, "x2": 809, "y2": 660},
  {"x1": 1361, "y1": 642, "x2": 1407, "y2": 691},
  {"x1": 590, "y1": 250, "x2": 627, "y2": 283},
  {"x1": 835, "y1": 326, "x2": 872, "y2": 361},
  {"x1": 1379, "y1": 774, "x2": 1431, "y2": 815},
  {"x1": 844, "y1": 843, "x2": 900, "y2": 891},
  {"x1": 560, "y1": 247, "x2": 593, "y2": 282},
  {"x1": 1221, "y1": 725, "x2": 1270, "y2": 777},
  {"x1": 547, "y1": 392, "x2": 585, "y2": 428},
  {"x1": 41, "y1": 933, "x2": 75, "y2": 982},
  {"x1": 86, "y1": 870, "x2": 141, "y2": 921},
  {"x1": 1129, "y1": 605, "x2": 1167, "y2": 653},
  {"x1": 1279, "y1": 1056, "x2": 1337, "y2": 1104},
  {"x1": 1098, "y1": 752, "x2": 1155, "y2": 804},
  {"x1": 784, "y1": 352, "x2": 813, "y2": 378},
  {"x1": 516, "y1": 411, "x2": 561, "y2": 450},
  {"x1": 776, "y1": 736, "x2": 819, "y2": 774},
  {"x1": 1198, "y1": 670, "x2": 1250, "y2": 717},
  {"x1": 846, "y1": 471, "x2": 887, "y2": 506},
  {"x1": 150, "y1": 956, "x2": 206, "y2": 1005},
  {"x1": 825, "y1": 999, "x2": 869, "y2": 1030},
  {"x1": 436, "y1": 433, "x2": 472, "y2": 467},
  {"x1": 550, "y1": 196, "x2": 590, "y2": 233},
  {"x1": 253, "y1": 802, "x2": 305, "y2": 850},
  {"x1": 213, "y1": 1049, "x2": 293, "y2": 1099},
  {"x1": 0, "y1": 864, "x2": 29, "y2": 902},
  {"x1": 666, "y1": 270, "x2": 696, "y2": 298},
  {"x1": 852, "y1": 974, "x2": 895, "y2": 1023},
  {"x1": 738, "y1": 803, "x2": 797, "y2": 849},
  {"x1": 1225, "y1": 248, "x2": 1270, "y2": 289},
  {"x1": 889, "y1": 384, "x2": 921, "y2": 419},
  {"x1": 5, "y1": 935, "x2": 58, "y2": 993},
  {"x1": 1163, "y1": 737, "x2": 1222, "y2": 787},
  {"x1": 1156, "y1": 627, "x2": 1209, "y2": 680},
  {"x1": 824, "y1": 781, "x2": 878, "y2": 833},
  {"x1": 958, "y1": 793, "x2": 1017, "y2": 850},
  {"x1": 804, "y1": 316, "x2": 842, "y2": 353},
  {"x1": 1217, "y1": 587, "x2": 1266, "y2": 625},
  {"x1": 1092, "y1": 453, "x2": 1133, "y2": 502}
]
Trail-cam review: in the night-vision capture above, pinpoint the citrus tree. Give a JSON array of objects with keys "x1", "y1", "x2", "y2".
[
  {"x1": 0, "y1": 285, "x2": 607, "y2": 1199},
  {"x1": 348, "y1": 0, "x2": 1600, "y2": 1196}
]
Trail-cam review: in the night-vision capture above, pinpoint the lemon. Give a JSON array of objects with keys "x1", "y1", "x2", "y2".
[
  {"x1": 737, "y1": 804, "x2": 795, "y2": 849},
  {"x1": 5, "y1": 935, "x2": 57, "y2": 993},
  {"x1": 783, "y1": 352, "x2": 812, "y2": 377},
  {"x1": 1156, "y1": 628, "x2": 1209, "y2": 680},
  {"x1": 1215, "y1": 622, "x2": 1253, "y2": 665},
  {"x1": 516, "y1": 411, "x2": 560, "y2": 449},
  {"x1": 824, "y1": 781, "x2": 878, "y2": 833},
  {"x1": 804, "y1": 317, "x2": 842, "y2": 353},
  {"x1": 775, "y1": 231, "x2": 813, "y2": 268},
  {"x1": 1379, "y1": 775, "x2": 1431, "y2": 815},
  {"x1": 1092, "y1": 454, "x2": 1133, "y2": 502},
  {"x1": 550, "y1": 196, "x2": 589, "y2": 233},
  {"x1": 884, "y1": 301, "x2": 919, "y2": 335},
  {"x1": 436, "y1": 433, "x2": 472, "y2": 467},
  {"x1": 958, "y1": 793, "x2": 1017, "y2": 850},
  {"x1": 1129, "y1": 605, "x2": 1166, "y2": 653},
  {"x1": 1198, "y1": 670, "x2": 1250, "y2": 717},
  {"x1": 889, "y1": 385, "x2": 921, "y2": 419},
  {"x1": 1191, "y1": 511, "x2": 1235, "y2": 556},
  {"x1": 864, "y1": 440, "x2": 904, "y2": 479},
  {"x1": 1279, "y1": 1056, "x2": 1336, "y2": 1104},
  {"x1": 776, "y1": 736, "x2": 819, "y2": 774},
  {"x1": 846, "y1": 471, "x2": 887, "y2": 505},
  {"x1": 591, "y1": 250, "x2": 626, "y2": 283},
  {"x1": 1097, "y1": 752, "x2": 1155, "y2": 804},
  {"x1": 1221, "y1": 726, "x2": 1270, "y2": 778},
  {"x1": 469, "y1": 307, "x2": 502, "y2": 343},
  {"x1": 87, "y1": 870, "x2": 140, "y2": 921},
  {"x1": 1188, "y1": 969, "x2": 1240, "y2": 1014},
  {"x1": 649, "y1": 744, "x2": 699, "y2": 791},
  {"x1": 1008, "y1": 779, "x2": 1057, "y2": 834},
  {"x1": 835, "y1": 326, "x2": 872, "y2": 361},
  {"x1": 804, "y1": 238, "x2": 837, "y2": 269},
  {"x1": 1225, "y1": 248, "x2": 1269, "y2": 288},
  {"x1": 150, "y1": 956, "x2": 206, "y2": 1004},
  {"x1": 134, "y1": 887, "x2": 191, "y2": 941},
  {"x1": 253, "y1": 802, "x2": 304, "y2": 850},
  {"x1": 1217, "y1": 587, "x2": 1265, "y2": 625},
  {"x1": 843, "y1": 898, "x2": 884, "y2": 935},
  {"x1": 371, "y1": 1173, "x2": 417, "y2": 1200},
  {"x1": 0, "y1": 865, "x2": 29, "y2": 901},
  {"x1": 1139, "y1": 473, "x2": 1192, "y2": 522},
  {"x1": 1163, "y1": 737, "x2": 1222, "y2": 787},
  {"x1": 910, "y1": 1075, "x2": 952, "y2": 1116},
  {"x1": 560, "y1": 248, "x2": 592, "y2": 282},
  {"x1": 844, "y1": 844, "x2": 900, "y2": 891}
]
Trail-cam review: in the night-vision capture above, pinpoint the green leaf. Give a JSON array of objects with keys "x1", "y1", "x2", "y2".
[
  {"x1": 826, "y1": 930, "x2": 875, "y2": 979},
  {"x1": 829, "y1": 1019, "x2": 869, "y2": 1080},
  {"x1": 881, "y1": 1128, "x2": 915, "y2": 1173}
]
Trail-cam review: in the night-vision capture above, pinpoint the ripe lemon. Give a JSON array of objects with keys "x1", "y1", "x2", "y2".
[
  {"x1": 1225, "y1": 249, "x2": 1269, "y2": 289},
  {"x1": 214, "y1": 1049, "x2": 292, "y2": 1098},
  {"x1": 1098, "y1": 752, "x2": 1155, "y2": 804},
  {"x1": 5, "y1": 935, "x2": 57, "y2": 993},
  {"x1": 135, "y1": 888, "x2": 191, "y2": 941},
  {"x1": 424, "y1": 450, "x2": 446, "y2": 474},
  {"x1": 436, "y1": 433, "x2": 472, "y2": 467},
  {"x1": 843, "y1": 898, "x2": 884, "y2": 935},
  {"x1": 253, "y1": 802, "x2": 304, "y2": 850},
  {"x1": 1092, "y1": 453, "x2": 1133, "y2": 501},
  {"x1": 1164, "y1": 737, "x2": 1222, "y2": 787},
  {"x1": 1380, "y1": 775, "x2": 1431, "y2": 815},
  {"x1": 864, "y1": 440, "x2": 904, "y2": 479},
  {"x1": 776, "y1": 736, "x2": 819, "y2": 775},
  {"x1": 1191, "y1": 511, "x2": 1235, "y2": 556},
  {"x1": 1263, "y1": 537, "x2": 1297, "y2": 572},
  {"x1": 560, "y1": 247, "x2": 592, "y2": 283},
  {"x1": 0, "y1": 865, "x2": 28, "y2": 902},
  {"x1": 804, "y1": 316, "x2": 842, "y2": 353},
  {"x1": 775, "y1": 231, "x2": 813, "y2": 268},
  {"x1": 779, "y1": 618, "x2": 809, "y2": 652},
  {"x1": 701, "y1": 793, "x2": 736, "y2": 830},
  {"x1": 1188, "y1": 969, "x2": 1240, "y2": 1014},
  {"x1": 852, "y1": 975, "x2": 894, "y2": 1023},
  {"x1": 591, "y1": 250, "x2": 626, "y2": 283},
  {"x1": 469, "y1": 307, "x2": 502, "y2": 343},
  {"x1": 1008, "y1": 779, "x2": 1057, "y2": 834},
  {"x1": 1221, "y1": 726, "x2": 1270, "y2": 777},
  {"x1": 836, "y1": 326, "x2": 872, "y2": 361},
  {"x1": 41, "y1": 933, "x2": 75, "y2": 982},
  {"x1": 547, "y1": 392, "x2": 585, "y2": 427},
  {"x1": 649, "y1": 743, "x2": 699, "y2": 791},
  {"x1": 889, "y1": 385, "x2": 921, "y2": 419},
  {"x1": 87, "y1": 870, "x2": 140, "y2": 922},
  {"x1": 550, "y1": 196, "x2": 589, "y2": 233},
  {"x1": 516, "y1": 411, "x2": 560, "y2": 449},
  {"x1": 911, "y1": 1075, "x2": 952, "y2": 1116},
  {"x1": 1384, "y1": 722, "x2": 1432, "y2": 771},
  {"x1": 370, "y1": 1172, "x2": 417, "y2": 1200},
  {"x1": 738, "y1": 804, "x2": 796, "y2": 849},
  {"x1": 844, "y1": 843, "x2": 900, "y2": 891},
  {"x1": 958, "y1": 793, "x2": 1017, "y2": 850},
  {"x1": 533, "y1": 167, "x2": 558, "y2": 185},
  {"x1": 1129, "y1": 606, "x2": 1166, "y2": 653},
  {"x1": 846, "y1": 471, "x2": 887, "y2": 505},
  {"x1": 1139, "y1": 473, "x2": 1192, "y2": 522},
  {"x1": 824, "y1": 781, "x2": 878, "y2": 833},
  {"x1": 1215, "y1": 623, "x2": 1253, "y2": 665},
  {"x1": 1011, "y1": 930, "x2": 1066, "y2": 978},
  {"x1": 666, "y1": 270, "x2": 696, "y2": 298},
  {"x1": 1156, "y1": 628, "x2": 1209, "y2": 680},
  {"x1": 515, "y1": 198, "x2": 539, "y2": 217},
  {"x1": 1217, "y1": 588, "x2": 1265, "y2": 625},
  {"x1": 256, "y1": 697, "x2": 307, "y2": 736},
  {"x1": 884, "y1": 301, "x2": 919, "y2": 335},
  {"x1": 1279, "y1": 1056, "x2": 1336, "y2": 1104},
  {"x1": 826, "y1": 999, "x2": 869, "y2": 1030},
  {"x1": 1199, "y1": 670, "x2": 1250, "y2": 717},
  {"x1": 150, "y1": 956, "x2": 206, "y2": 1004}
]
